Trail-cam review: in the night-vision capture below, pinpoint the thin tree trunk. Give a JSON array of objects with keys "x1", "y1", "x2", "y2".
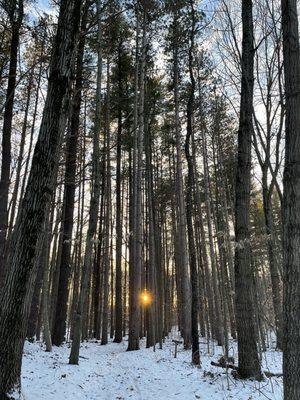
[
  {"x1": 172, "y1": 9, "x2": 191, "y2": 349},
  {"x1": 185, "y1": 0, "x2": 199, "y2": 364},
  {"x1": 201, "y1": 128, "x2": 223, "y2": 346},
  {"x1": 128, "y1": 12, "x2": 144, "y2": 351},
  {"x1": 101, "y1": 61, "x2": 111, "y2": 346},
  {"x1": 114, "y1": 44, "x2": 124, "y2": 343}
]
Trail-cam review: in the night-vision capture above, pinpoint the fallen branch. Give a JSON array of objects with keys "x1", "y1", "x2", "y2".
[
  {"x1": 211, "y1": 361, "x2": 236, "y2": 370},
  {"x1": 210, "y1": 361, "x2": 283, "y2": 378},
  {"x1": 264, "y1": 371, "x2": 283, "y2": 378}
]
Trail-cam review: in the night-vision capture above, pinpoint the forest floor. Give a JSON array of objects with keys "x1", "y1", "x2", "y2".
[{"x1": 21, "y1": 334, "x2": 283, "y2": 400}]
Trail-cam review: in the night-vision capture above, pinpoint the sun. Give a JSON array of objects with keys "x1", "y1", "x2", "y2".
[{"x1": 140, "y1": 290, "x2": 153, "y2": 306}]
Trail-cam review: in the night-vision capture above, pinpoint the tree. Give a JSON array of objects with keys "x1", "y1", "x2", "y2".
[
  {"x1": 234, "y1": 0, "x2": 262, "y2": 380},
  {"x1": 281, "y1": 0, "x2": 300, "y2": 398},
  {"x1": 166, "y1": 0, "x2": 192, "y2": 349},
  {"x1": 127, "y1": 4, "x2": 146, "y2": 351},
  {"x1": 0, "y1": 0, "x2": 82, "y2": 395},
  {"x1": 52, "y1": 0, "x2": 89, "y2": 346},
  {"x1": 184, "y1": 0, "x2": 199, "y2": 365},
  {"x1": 69, "y1": 0, "x2": 102, "y2": 364}
]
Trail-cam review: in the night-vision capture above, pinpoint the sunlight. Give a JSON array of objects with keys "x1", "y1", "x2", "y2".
[{"x1": 140, "y1": 290, "x2": 153, "y2": 307}]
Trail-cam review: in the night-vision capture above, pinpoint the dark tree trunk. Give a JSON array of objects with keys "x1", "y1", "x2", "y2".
[
  {"x1": 101, "y1": 62, "x2": 111, "y2": 346},
  {"x1": 114, "y1": 45, "x2": 123, "y2": 343},
  {"x1": 128, "y1": 13, "x2": 144, "y2": 351},
  {"x1": 52, "y1": 3, "x2": 88, "y2": 346},
  {"x1": 145, "y1": 103, "x2": 157, "y2": 349},
  {"x1": 0, "y1": 0, "x2": 82, "y2": 395},
  {"x1": 185, "y1": 0, "x2": 199, "y2": 365},
  {"x1": 172, "y1": 9, "x2": 191, "y2": 349},
  {"x1": 69, "y1": 0, "x2": 102, "y2": 364},
  {"x1": 281, "y1": 0, "x2": 300, "y2": 398},
  {"x1": 234, "y1": 0, "x2": 262, "y2": 380}
]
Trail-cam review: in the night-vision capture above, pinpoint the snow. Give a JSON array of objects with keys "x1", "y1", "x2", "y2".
[{"x1": 21, "y1": 335, "x2": 283, "y2": 400}]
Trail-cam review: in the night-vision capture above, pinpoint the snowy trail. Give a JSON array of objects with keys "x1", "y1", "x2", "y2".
[{"x1": 22, "y1": 337, "x2": 283, "y2": 400}]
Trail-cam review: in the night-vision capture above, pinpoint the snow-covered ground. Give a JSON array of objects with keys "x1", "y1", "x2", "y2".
[{"x1": 22, "y1": 334, "x2": 283, "y2": 400}]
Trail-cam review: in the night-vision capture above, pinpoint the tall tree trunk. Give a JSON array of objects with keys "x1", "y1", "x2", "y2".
[
  {"x1": 172, "y1": 9, "x2": 191, "y2": 349},
  {"x1": 70, "y1": 132, "x2": 86, "y2": 339},
  {"x1": 128, "y1": 12, "x2": 144, "y2": 351},
  {"x1": 52, "y1": 2, "x2": 88, "y2": 346},
  {"x1": 69, "y1": 0, "x2": 102, "y2": 364},
  {"x1": 234, "y1": 0, "x2": 261, "y2": 379},
  {"x1": 185, "y1": 0, "x2": 199, "y2": 365},
  {"x1": 101, "y1": 61, "x2": 111, "y2": 346},
  {"x1": 114, "y1": 44, "x2": 124, "y2": 343},
  {"x1": 201, "y1": 128, "x2": 223, "y2": 346},
  {"x1": 281, "y1": 0, "x2": 300, "y2": 398},
  {"x1": 0, "y1": 0, "x2": 82, "y2": 395},
  {"x1": 145, "y1": 104, "x2": 156, "y2": 349}
]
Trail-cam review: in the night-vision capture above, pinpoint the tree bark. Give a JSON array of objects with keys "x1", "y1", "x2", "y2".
[
  {"x1": 114, "y1": 43, "x2": 124, "y2": 343},
  {"x1": 69, "y1": 0, "x2": 102, "y2": 364},
  {"x1": 185, "y1": 0, "x2": 199, "y2": 365},
  {"x1": 172, "y1": 8, "x2": 191, "y2": 349},
  {"x1": 101, "y1": 61, "x2": 111, "y2": 346},
  {"x1": 128, "y1": 11, "x2": 144, "y2": 351},
  {"x1": 281, "y1": 0, "x2": 300, "y2": 398},
  {"x1": 0, "y1": 0, "x2": 82, "y2": 395},
  {"x1": 234, "y1": 0, "x2": 261, "y2": 380},
  {"x1": 52, "y1": 1, "x2": 88, "y2": 346}
]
